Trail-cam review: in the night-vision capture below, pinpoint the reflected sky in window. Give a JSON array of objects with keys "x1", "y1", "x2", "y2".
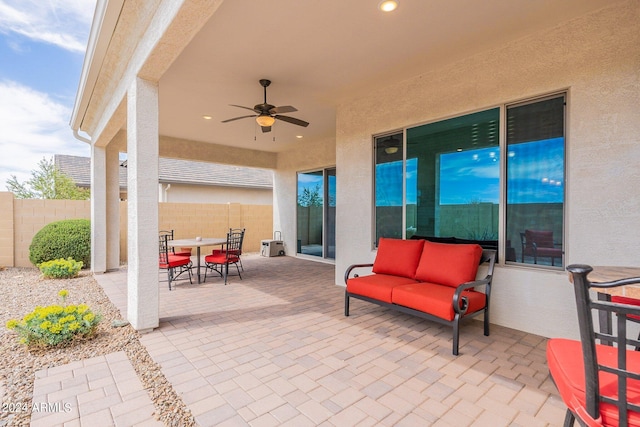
[{"x1": 376, "y1": 137, "x2": 564, "y2": 206}]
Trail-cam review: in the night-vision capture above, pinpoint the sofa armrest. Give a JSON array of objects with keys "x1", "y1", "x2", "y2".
[
  {"x1": 344, "y1": 263, "x2": 374, "y2": 285},
  {"x1": 453, "y1": 277, "x2": 492, "y2": 315}
]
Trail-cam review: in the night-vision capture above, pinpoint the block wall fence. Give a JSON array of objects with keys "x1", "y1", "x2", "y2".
[{"x1": 0, "y1": 192, "x2": 273, "y2": 268}]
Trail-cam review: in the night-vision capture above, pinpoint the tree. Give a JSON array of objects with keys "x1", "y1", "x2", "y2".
[
  {"x1": 6, "y1": 157, "x2": 90, "y2": 200},
  {"x1": 297, "y1": 184, "x2": 323, "y2": 207}
]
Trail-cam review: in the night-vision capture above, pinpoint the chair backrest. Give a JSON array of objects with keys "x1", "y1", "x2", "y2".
[
  {"x1": 230, "y1": 228, "x2": 246, "y2": 254},
  {"x1": 159, "y1": 233, "x2": 171, "y2": 265},
  {"x1": 225, "y1": 229, "x2": 243, "y2": 259},
  {"x1": 524, "y1": 229, "x2": 555, "y2": 249},
  {"x1": 566, "y1": 264, "x2": 640, "y2": 425},
  {"x1": 159, "y1": 229, "x2": 175, "y2": 254}
]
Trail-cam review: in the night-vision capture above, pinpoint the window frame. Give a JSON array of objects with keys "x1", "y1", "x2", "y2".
[{"x1": 372, "y1": 91, "x2": 567, "y2": 269}]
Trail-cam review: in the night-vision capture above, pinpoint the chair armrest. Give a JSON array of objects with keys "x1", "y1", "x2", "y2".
[
  {"x1": 453, "y1": 276, "x2": 493, "y2": 315},
  {"x1": 344, "y1": 263, "x2": 374, "y2": 285}
]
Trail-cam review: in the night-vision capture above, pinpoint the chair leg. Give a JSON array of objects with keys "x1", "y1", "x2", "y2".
[
  {"x1": 563, "y1": 409, "x2": 575, "y2": 427},
  {"x1": 452, "y1": 316, "x2": 460, "y2": 355},
  {"x1": 167, "y1": 268, "x2": 173, "y2": 291},
  {"x1": 484, "y1": 307, "x2": 490, "y2": 336},
  {"x1": 344, "y1": 292, "x2": 350, "y2": 316}
]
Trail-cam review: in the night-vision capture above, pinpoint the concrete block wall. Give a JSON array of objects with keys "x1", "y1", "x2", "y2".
[
  {"x1": 0, "y1": 192, "x2": 15, "y2": 267},
  {"x1": 121, "y1": 201, "x2": 273, "y2": 263},
  {"x1": 12, "y1": 197, "x2": 91, "y2": 267},
  {"x1": 0, "y1": 192, "x2": 273, "y2": 267}
]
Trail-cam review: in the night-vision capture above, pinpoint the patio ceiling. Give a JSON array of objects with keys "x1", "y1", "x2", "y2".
[{"x1": 154, "y1": 0, "x2": 615, "y2": 153}]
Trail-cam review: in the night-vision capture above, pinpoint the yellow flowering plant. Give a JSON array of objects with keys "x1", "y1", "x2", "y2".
[
  {"x1": 38, "y1": 258, "x2": 83, "y2": 279},
  {"x1": 5, "y1": 289, "x2": 101, "y2": 347}
]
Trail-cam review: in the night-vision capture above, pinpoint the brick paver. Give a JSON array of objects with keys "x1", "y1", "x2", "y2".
[
  {"x1": 30, "y1": 351, "x2": 161, "y2": 427},
  {"x1": 78, "y1": 254, "x2": 567, "y2": 426}
]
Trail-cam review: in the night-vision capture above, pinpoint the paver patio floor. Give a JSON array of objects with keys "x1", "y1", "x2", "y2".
[{"x1": 95, "y1": 254, "x2": 567, "y2": 426}]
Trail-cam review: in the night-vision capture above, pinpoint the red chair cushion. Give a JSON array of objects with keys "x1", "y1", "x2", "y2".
[
  {"x1": 372, "y1": 238, "x2": 425, "y2": 279},
  {"x1": 160, "y1": 255, "x2": 191, "y2": 269},
  {"x1": 547, "y1": 338, "x2": 640, "y2": 426},
  {"x1": 211, "y1": 249, "x2": 240, "y2": 256},
  {"x1": 173, "y1": 247, "x2": 192, "y2": 257},
  {"x1": 347, "y1": 274, "x2": 418, "y2": 303},
  {"x1": 391, "y1": 282, "x2": 486, "y2": 320},
  {"x1": 205, "y1": 253, "x2": 239, "y2": 264},
  {"x1": 414, "y1": 241, "x2": 483, "y2": 287},
  {"x1": 610, "y1": 296, "x2": 640, "y2": 321}
]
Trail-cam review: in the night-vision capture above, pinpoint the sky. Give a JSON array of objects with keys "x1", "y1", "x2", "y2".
[{"x1": 0, "y1": 0, "x2": 96, "y2": 189}]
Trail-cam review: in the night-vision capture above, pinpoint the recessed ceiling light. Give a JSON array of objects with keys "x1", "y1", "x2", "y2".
[
  {"x1": 296, "y1": 135, "x2": 303, "y2": 139},
  {"x1": 202, "y1": 115, "x2": 212, "y2": 120},
  {"x1": 379, "y1": 1, "x2": 398, "y2": 12}
]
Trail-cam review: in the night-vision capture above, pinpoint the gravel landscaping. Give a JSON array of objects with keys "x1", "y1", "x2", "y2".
[{"x1": 0, "y1": 267, "x2": 195, "y2": 426}]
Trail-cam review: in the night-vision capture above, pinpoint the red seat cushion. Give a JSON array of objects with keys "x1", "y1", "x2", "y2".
[
  {"x1": 347, "y1": 274, "x2": 418, "y2": 303},
  {"x1": 372, "y1": 238, "x2": 425, "y2": 279},
  {"x1": 547, "y1": 338, "x2": 640, "y2": 426},
  {"x1": 414, "y1": 241, "x2": 482, "y2": 287},
  {"x1": 211, "y1": 249, "x2": 240, "y2": 256},
  {"x1": 610, "y1": 296, "x2": 640, "y2": 321},
  {"x1": 160, "y1": 254, "x2": 191, "y2": 269},
  {"x1": 205, "y1": 253, "x2": 239, "y2": 264},
  {"x1": 391, "y1": 282, "x2": 486, "y2": 320}
]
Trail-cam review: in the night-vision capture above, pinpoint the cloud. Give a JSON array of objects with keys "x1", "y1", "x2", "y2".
[
  {"x1": 0, "y1": 0, "x2": 95, "y2": 53},
  {"x1": 0, "y1": 80, "x2": 89, "y2": 189}
]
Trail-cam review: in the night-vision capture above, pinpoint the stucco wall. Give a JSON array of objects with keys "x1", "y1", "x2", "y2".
[{"x1": 335, "y1": 1, "x2": 640, "y2": 340}]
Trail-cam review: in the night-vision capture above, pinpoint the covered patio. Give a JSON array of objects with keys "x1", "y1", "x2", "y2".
[
  {"x1": 67, "y1": 2, "x2": 640, "y2": 423},
  {"x1": 95, "y1": 254, "x2": 566, "y2": 425}
]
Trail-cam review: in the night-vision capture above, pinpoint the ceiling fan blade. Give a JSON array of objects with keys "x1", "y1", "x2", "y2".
[
  {"x1": 230, "y1": 104, "x2": 259, "y2": 113},
  {"x1": 261, "y1": 126, "x2": 272, "y2": 133},
  {"x1": 221, "y1": 114, "x2": 256, "y2": 123},
  {"x1": 270, "y1": 105, "x2": 297, "y2": 114},
  {"x1": 275, "y1": 115, "x2": 309, "y2": 127}
]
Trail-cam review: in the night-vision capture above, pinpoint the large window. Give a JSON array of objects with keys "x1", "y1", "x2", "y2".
[
  {"x1": 406, "y1": 108, "x2": 500, "y2": 242},
  {"x1": 374, "y1": 132, "x2": 404, "y2": 242},
  {"x1": 374, "y1": 93, "x2": 566, "y2": 268},
  {"x1": 506, "y1": 95, "x2": 565, "y2": 267}
]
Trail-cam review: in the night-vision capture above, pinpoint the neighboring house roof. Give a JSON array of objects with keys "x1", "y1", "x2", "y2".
[{"x1": 55, "y1": 155, "x2": 273, "y2": 190}]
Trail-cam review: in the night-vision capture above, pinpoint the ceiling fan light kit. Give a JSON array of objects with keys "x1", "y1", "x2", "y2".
[
  {"x1": 222, "y1": 79, "x2": 309, "y2": 133},
  {"x1": 256, "y1": 114, "x2": 275, "y2": 127}
]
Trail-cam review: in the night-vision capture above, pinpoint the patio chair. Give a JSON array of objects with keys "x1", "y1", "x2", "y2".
[
  {"x1": 159, "y1": 234, "x2": 192, "y2": 290},
  {"x1": 210, "y1": 228, "x2": 246, "y2": 271},
  {"x1": 204, "y1": 229, "x2": 243, "y2": 285},
  {"x1": 547, "y1": 264, "x2": 640, "y2": 426},
  {"x1": 520, "y1": 229, "x2": 563, "y2": 266}
]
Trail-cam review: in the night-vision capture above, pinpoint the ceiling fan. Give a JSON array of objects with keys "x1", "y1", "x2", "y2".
[{"x1": 222, "y1": 79, "x2": 309, "y2": 133}]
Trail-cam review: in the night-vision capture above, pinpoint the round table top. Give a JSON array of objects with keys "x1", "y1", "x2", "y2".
[
  {"x1": 589, "y1": 266, "x2": 640, "y2": 283},
  {"x1": 167, "y1": 237, "x2": 226, "y2": 247}
]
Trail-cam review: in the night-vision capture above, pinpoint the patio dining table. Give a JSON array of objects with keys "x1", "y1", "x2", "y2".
[
  {"x1": 167, "y1": 237, "x2": 226, "y2": 283},
  {"x1": 586, "y1": 266, "x2": 640, "y2": 343}
]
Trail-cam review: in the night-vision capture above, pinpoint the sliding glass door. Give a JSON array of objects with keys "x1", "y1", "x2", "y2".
[{"x1": 297, "y1": 168, "x2": 336, "y2": 260}]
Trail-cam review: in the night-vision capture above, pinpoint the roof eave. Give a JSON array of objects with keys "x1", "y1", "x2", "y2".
[{"x1": 69, "y1": 0, "x2": 125, "y2": 139}]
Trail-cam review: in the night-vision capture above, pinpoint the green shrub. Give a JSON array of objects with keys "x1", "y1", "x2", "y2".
[
  {"x1": 38, "y1": 258, "x2": 83, "y2": 279},
  {"x1": 5, "y1": 290, "x2": 101, "y2": 347},
  {"x1": 29, "y1": 219, "x2": 90, "y2": 268}
]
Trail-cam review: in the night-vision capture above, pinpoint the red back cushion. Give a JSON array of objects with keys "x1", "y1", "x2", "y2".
[
  {"x1": 414, "y1": 241, "x2": 483, "y2": 287},
  {"x1": 372, "y1": 238, "x2": 425, "y2": 279}
]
